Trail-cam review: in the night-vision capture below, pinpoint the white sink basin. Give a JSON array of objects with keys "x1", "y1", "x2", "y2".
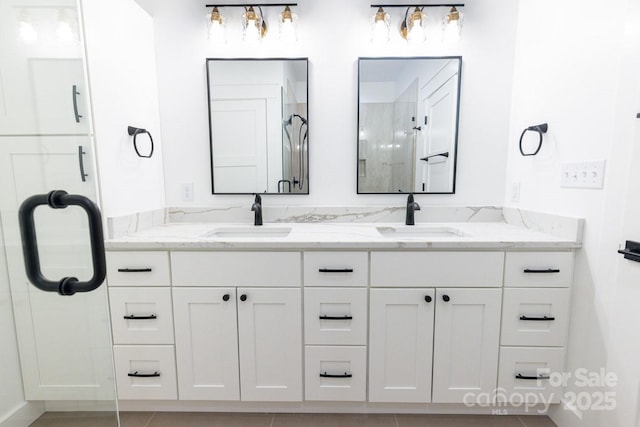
[
  {"x1": 202, "y1": 226, "x2": 292, "y2": 238},
  {"x1": 376, "y1": 225, "x2": 464, "y2": 238}
]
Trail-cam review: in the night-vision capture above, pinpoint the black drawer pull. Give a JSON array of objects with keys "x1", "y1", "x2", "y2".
[
  {"x1": 117, "y1": 268, "x2": 152, "y2": 273},
  {"x1": 523, "y1": 268, "x2": 560, "y2": 274},
  {"x1": 516, "y1": 373, "x2": 550, "y2": 381},
  {"x1": 123, "y1": 314, "x2": 157, "y2": 320},
  {"x1": 318, "y1": 268, "x2": 354, "y2": 273},
  {"x1": 424, "y1": 295, "x2": 432, "y2": 303},
  {"x1": 320, "y1": 372, "x2": 352, "y2": 378},
  {"x1": 319, "y1": 315, "x2": 353, "y2": 320},
  {"x1": 128, "y1": 371, "x2": 160, "y2": 378},
  {"x1": 520, "y1": 315, "x2": 555, "y2": 321}
]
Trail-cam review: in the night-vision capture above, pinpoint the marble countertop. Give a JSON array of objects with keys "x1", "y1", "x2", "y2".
[{"x1": 105, "y1": 221, "x2": 582, "y2": 250}]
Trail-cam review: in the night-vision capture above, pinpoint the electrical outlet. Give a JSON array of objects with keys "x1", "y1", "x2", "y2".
[
  {"x1": 181, "y1": 182, "x2": 194, "y2": 201},
  {"x1": 511, "y1": 182, "x2": 520, "y2": 202},
  {"x1": 561, "y1": 161, "x2": 606, "y2": 189}
]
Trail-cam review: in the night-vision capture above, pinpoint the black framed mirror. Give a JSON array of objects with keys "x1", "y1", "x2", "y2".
[
  {"x1": 357, "y1": 57, "x2": 462, "y2": 194},
  {"x1": 206, "y1": 58, "x2": 309, "y2": 194}
]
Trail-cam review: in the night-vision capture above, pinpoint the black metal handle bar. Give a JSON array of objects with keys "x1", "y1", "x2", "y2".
[
  {"x1": 318, "y1": 268, "x2": 354, "y2": 273},
  {"x1": 320, "y1": 372, "x2": 353, "y2": 378},
  {"x1": 520, "y1": 315, "x2": 555, "y2": 321},
  {"x1": 319, "y1": 315, "x2": 353, "y2": 320},
  {"x1": 19, "y1": 190, "x2": 106, "y2": 296},
  {"x1": 523, "y1": 269, "x2": 560, "y2": 273}
]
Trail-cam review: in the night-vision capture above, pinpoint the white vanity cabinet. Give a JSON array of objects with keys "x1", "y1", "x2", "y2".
[
  {"x1": 303, "y1": 251, "x2": 368, "y2": 402},
  {"x1": 106, "y1": 251, "x2": 177, "y2": 400},
  {"x1": 369, "y1": 288, "x2": 435, "y2": 403},
  {"x1": 171, "y1": 251, "x2": 303, "y2": 402},
  {"x1": 369, "y1": 251, "x2": 504, "y2": 403},
  {"x1": 431, "y1": 288, "x2": 501, "y2": 403},
  {"x1": 104, "y1": 243, "x2": 576, "y2": 411},
  {"x1": 497, "y1": 251, "x2": 573, "y2": 404}
]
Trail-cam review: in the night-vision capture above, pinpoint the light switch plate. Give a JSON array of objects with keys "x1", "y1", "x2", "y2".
[{"x1": 561, "y1": 161, "x2": 606, "y2": 189}]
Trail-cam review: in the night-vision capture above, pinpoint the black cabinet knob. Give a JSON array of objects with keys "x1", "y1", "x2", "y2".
[
  {"x1": 442, "y1": 294, "x2": 450, "y2": 302},
  {"x1": 424, "y1": 295, "x2": 432, "y2": 303},
  {"x1": 222, "y1": 294, "x2": 230, "y2": 302},
  {"x1": 240, "y1": 294, "x2": 247, "y2": 302}
]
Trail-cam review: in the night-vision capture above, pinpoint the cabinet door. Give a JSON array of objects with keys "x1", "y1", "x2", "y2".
[
  {"x1": 369, "y1": 288, "x2": 435, "y2": 403},
  {"x1": 237, "y1": 287, "x2": 302, "y2": 401},
  {"x1": 0, "y1": 1, "x2": 89, "y2": 136},
  {"x1": 172, "y1": 288, "x2": 240, "y2": 400},
  {"x1": 432, "y1": 288, "x2": 501, "y2": 403}
]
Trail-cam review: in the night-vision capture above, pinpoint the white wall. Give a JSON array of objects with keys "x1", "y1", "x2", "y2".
[
  {"x1": 505, "y1": 0, "x2": 640, "y2": 425},
  {"x1": 137, "y1": 0, "x2": 518, "y2": 207},
  {"x1": 82, "y1": 0, "x2": 166, "y2": 218}
]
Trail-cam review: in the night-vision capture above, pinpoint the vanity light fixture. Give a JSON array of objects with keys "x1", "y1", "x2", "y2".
[
  {"x1": 205, "y1": 4, "x2": 297, "y2": 43},
  {"x1": 208, "y1": 6, "x2": 226, "y2": 43},
  {"x1": 370, "y1": 4, "x2": 464, "y2": 43},
  {"x1": 56, "y1": 8, "x2": 78, "y2": 43},
  {"x1": 17, "y1": 10, "x2": 38, "y2": 43},
  {"x1": 279, "y1": 5, "x2": 297, "y2": 43},
  {"x1": 443, "y1": 6, "x2": 463, "y2": 43},
  {"x1": 403, "y1": 7, "x2": 427, "y2": 43},
  {"x1": 371, "y1": 7, "x2": 390, "y2": 43},
  {"x1": 242, "y1": 6, "x2": 266, "y2": 42}
]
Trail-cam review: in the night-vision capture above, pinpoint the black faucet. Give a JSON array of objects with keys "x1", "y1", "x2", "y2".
[
  {"x1": 251, "y1": 194, "x2": 263, "y2": 226},
  {"x1": 405, "y1": 193, "x2": 421, "y2": 225}
]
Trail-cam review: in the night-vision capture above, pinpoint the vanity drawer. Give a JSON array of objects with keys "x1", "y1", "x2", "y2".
[
  {"x1": 304, "y1": 288, "x2": 367, "y2": 345},
  {"x1": 109, "y1": 287, "x2": 174, "y2": 345},
  {"x1": 501, "y1": 288, "x2": 570, "y2": 347},
  {"x1": 113, "y1": 345, "x2": 177, "y2": 400},
  {"x1": 504, "y1": 252, "x2": 574, "y2": 288},
  {"x1": 304, "y1": 252, "x2": 368, "y2": 286},
  {"x1": 171, "y1": 251, "x2": 301, "y2": 286},
  {"x1": 370, "y1": 251, "x2": 504, "y2": 287},
  {"x1": 106, "y1": 251, "x2": 170, "y2": 286},
  {"x1": 497, "y1": 347, "x2": 565, "y2": 404},
  {"x1": 304, "y1": 346, "x2": 367, "y2": 402}
]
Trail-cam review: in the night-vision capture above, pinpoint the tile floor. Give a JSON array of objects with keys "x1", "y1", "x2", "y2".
[{"x1": 30, "y1": 412, "x2": 557, "y2": 427}]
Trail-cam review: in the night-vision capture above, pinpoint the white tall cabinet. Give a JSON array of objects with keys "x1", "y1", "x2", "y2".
[{"x1": 0, "y1": 0, "x2": 164, "y2": 402}]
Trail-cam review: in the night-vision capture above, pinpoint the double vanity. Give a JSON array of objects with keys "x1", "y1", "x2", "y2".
[{"x1": 104, "y1": 207, "x2": 582, "y2": 413}]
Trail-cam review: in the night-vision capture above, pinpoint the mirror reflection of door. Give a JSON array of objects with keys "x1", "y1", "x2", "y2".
[
  {"x1": 207, "y1": 59, "x2": 308, "y2": 194},
  {"x1": 358, "y1": 57, "x2": 461, "y2": 194}
]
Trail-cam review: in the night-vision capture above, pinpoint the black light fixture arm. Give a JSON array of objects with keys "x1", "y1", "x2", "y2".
[
  {"x1": 370, "y1": 3, "x2": 464, "y2": 8},
  {"x1": 205, "y1": 3, "x2": 297, "y2": 7}
]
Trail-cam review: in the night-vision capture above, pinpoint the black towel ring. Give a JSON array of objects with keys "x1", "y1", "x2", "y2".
[
  {"x1": 128, "y1": 126, "x2": 154, "y2": 158},
  {"x1": 519, "y1": 123, "x2": 548, "y2": 156}
]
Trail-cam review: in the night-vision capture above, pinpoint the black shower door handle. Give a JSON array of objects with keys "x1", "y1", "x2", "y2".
[{"x1": 18, "y1": 190, "x2": 106, "y2": 296}]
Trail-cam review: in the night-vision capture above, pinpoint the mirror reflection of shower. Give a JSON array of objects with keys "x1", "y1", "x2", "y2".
[{"x1": 280, "y1": 74, "x2": 308, "y2": 193}]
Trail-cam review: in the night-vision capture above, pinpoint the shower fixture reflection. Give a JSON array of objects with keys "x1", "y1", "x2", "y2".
[{"x1": 282, "y1": 113, "x2": 308, "y2": 192}]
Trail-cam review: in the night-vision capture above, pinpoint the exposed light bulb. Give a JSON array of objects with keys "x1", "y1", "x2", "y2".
[
  {"x1": 243, "y1": 6, "x2": 265, "y2": 43},
  {"x1": 56, "y1": 8, "x2": 78, "y2": 43},
  {"x1": 443, "y1": 6, "x2": 463, "y2": 43},
  {"x1": 406, "y1": 7, "x2": 426, "y2": 44},
  {"x1": 279, "y1": 5, "x2": 297, "y2": 43},
  {"x1": 371, "y1": 7, "x2": 390, "y2": 44},
  {"x1": 208, "y1": 7, "x2": 226, "y2": 43},
  {"x1": 18, "y1": 11, "x2": 37, "y2": 43}
]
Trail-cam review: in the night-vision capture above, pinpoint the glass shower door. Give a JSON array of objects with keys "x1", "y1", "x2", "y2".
[{"x1": 0, "y1": 0, "x2": 118, "y2": 425}]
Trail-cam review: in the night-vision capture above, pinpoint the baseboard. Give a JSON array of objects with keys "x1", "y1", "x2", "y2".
[
  {"x1": 0, "y1": 402, "x2": 45, "y2": 427},
  {"x1": 117, "y1": 400, "x2": 554, "y2": 415}
]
